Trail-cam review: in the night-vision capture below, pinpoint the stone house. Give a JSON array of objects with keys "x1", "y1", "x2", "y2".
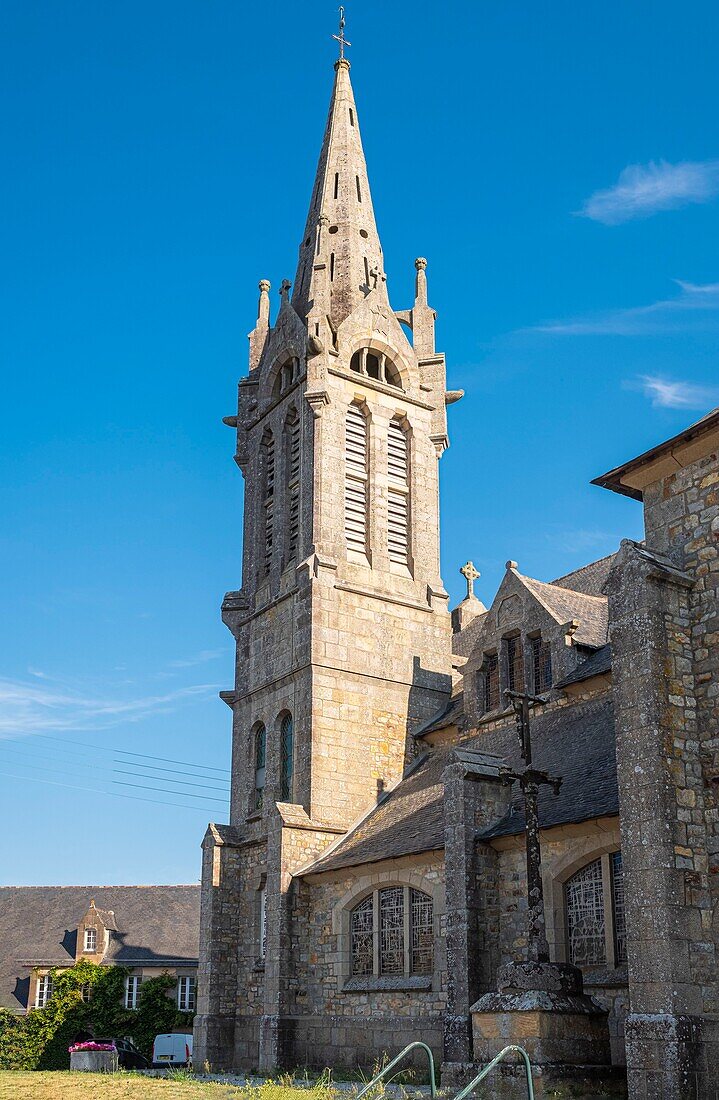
[
  {"x1": 0, "y1": 885, "x2": 200, "y2": 1016},
  {"x1": 194, "y1": 45, "x2": 719, "y2": 1100}
]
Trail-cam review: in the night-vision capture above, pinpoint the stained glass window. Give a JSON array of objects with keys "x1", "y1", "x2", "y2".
[
  {"x1": 410, "y1": 889, "x2": 433, "y2": 975},
  {"x1": 531, "y1": 635, "x2": 553, "y2": 693},
  {"x1": 379, "y1": 887, "x2": 404, "y2": 975},
  {"x1": 611, "y1": 851, "x2": 626, "y2": 965},
  {"x1": 349, "y1": 886, "x2": 433, "y2": 979},
  {"x1": 350, "y1": 895, "x2": 373, "y2": 976},
  {"x1": 280, "y1": 713, "x2": 294, "y2": 801},
  {"x1": 566, "y1": 858, "x2": 606, "y2": 965},
  {"x1": 483, "y1": 653, "x2": 499, "y2": 712},
  {"x1": 506, "y1": 635, "x2": 524, "y2": 693},
  {"x1": 254, "y1": 725, "x2": 266, "y2": 811}
]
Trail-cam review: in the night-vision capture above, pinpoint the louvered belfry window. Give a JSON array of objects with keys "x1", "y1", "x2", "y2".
[
  {"x1": 345, "y1": 403, "x2": 369, "y2": 556},
  {"x1": 284, "y1": 409, "x2": 300, "y2": 563},
  {"x1": 262, "y1": 431, "x2": 275, "y2": 575},
  {"x1": 387, "y1": 417, "x2": 409, "y2": 566}
]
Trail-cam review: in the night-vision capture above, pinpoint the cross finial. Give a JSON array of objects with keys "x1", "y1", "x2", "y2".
[
  {"x1": 460, "y1": 560, "x2": 480, "y2": 600},
  {"x1": 332, "y1": 6, "x2": 351, "y2": 60}
]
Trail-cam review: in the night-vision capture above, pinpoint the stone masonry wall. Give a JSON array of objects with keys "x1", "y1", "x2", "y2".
[
  {"x1": 289, "y1": 856, "x2": 446, "y2": 1071},
  {"x1": 606, "y1": 440, "x2": 719, "y2": 1099}
]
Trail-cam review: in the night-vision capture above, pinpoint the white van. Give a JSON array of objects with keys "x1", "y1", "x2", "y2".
[{"x1": 152, "y1": 1032, "x2": 193, "y2": 1068}]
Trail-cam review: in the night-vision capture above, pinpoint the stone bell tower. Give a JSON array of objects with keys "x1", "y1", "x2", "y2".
[{"x1": 195, "y1": 51, "x2": 455, "y2": 1072}]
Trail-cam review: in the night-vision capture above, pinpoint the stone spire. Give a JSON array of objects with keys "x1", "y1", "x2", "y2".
[{"x1": 291, "y1": 58, "x2": 385, "y2": 330}]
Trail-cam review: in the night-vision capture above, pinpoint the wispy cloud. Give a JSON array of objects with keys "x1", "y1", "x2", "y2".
[
  {"x1": 625, "y1": 375, "x2": 719, "y2": 410},
  {"x1": 535, "y1": 279, "x2": 719, "y2": 336},
  {"x1": 579, "y1": 160, "x2": 719, "y2": 225},
  {"x1": 166, "y1": 648, "x2": 225, "y2": 670},
  {"x1": 0, "y1": 679, "x2": 219, "y2": 738}
]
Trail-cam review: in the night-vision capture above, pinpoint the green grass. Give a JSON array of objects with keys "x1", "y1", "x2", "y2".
[{"x1": 0, "y1": 1071, "x2": 341, "y2": 1100}]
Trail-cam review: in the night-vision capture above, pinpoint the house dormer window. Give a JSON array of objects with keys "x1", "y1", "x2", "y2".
[{"x1": 84, "y1": 928, "x2": 97, "y2": 953}]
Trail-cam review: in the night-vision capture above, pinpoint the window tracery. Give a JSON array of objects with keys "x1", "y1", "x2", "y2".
[
  {"x1": 349, "y1": 886, "x2": 434, "y2": 978},
  {"x1": 565, "y1": 852, "x2": 625, "y2": 967},
  {"x1": 280, "y1": 712, "x2": 294, "y2": 801},
  {"x1": 349, "y1": 348, "x2": 402, "y2": 389}
]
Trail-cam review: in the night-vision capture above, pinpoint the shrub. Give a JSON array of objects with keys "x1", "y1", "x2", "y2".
[{"x1": 0, "y1": 961, "x2": 194, "y2": 1069}]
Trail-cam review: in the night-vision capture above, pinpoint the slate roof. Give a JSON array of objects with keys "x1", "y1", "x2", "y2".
[
  {"x1": 303, "y1": 693, "x2": 618, "y2": 874},
  {"x1": 414, "y1": 690, "x2": 465, "y2": 738},
  {"x1": 301, "y1": 750, "x2": 448, "y2": 876},
  {"x1": 518, "y1": 574, "x2": 609, "y2": 648},
  {"x1": 0, "y1": 885, "x2": 200, "y2": 1013},
  {"x1": 555, "y1": 644, "x2": 612, "y2": 688},
  {"x1": 551, "y1": 554, "x2": 616, "y2": 597},
  {"x1": 479, "y1": 693, "x2": 618, "y2": 838}
]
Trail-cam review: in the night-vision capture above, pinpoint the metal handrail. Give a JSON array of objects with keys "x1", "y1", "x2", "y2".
[
  {"x1": 354, "y1": 1041, "x2": 437, "y2": 1100},
  {"x1": 353, "y1": 1041, "x2": 533, "y2": 1100},
  {"x1": 451, "y1": 1044, "x2": 534, "y2": 1100}
]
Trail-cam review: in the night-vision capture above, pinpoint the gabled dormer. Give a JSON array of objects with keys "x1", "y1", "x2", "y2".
[{"x1": 75, "y1": 898, "x2": 116, "y2": 963}]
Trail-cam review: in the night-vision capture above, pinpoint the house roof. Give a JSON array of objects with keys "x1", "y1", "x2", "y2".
[
  {"x1": 303, "y1": 692, "x2": 618, "y2": 875},
  {"x1": 517, "y1": 573, "x2": 609, "y2": 648},
  {"x1": 555, "y1": 644, "x2": 612, "y2": 688},
  {"x1": 592, "y1": 406, "x2": 719, "y2": 500},
  {"x1": 479, "y1": 693, "x2": 618, "y2": 839},
  {"x1": 551, "y1": 554, "x2": 615, "y2": 597},
  {"x1": 0, "y1": 885, "x2": 200, "y2": 1013},
  {"x1": 414, "y1": 690, "x2": 465, "y2": 738}
]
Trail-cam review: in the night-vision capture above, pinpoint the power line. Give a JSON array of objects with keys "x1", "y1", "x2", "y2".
[
  {"x1": 6, "y1": 732, "x2": 230, "y2": 776},
  {"x1": 0, "y1": 769, "x2": 228, "y2": 815},
  {"x1": 0, "y1": 742, "x2": 230, "y2": 788},
  {"x1": 112, "y1": 779, "x2": 228, "y2": 806},
  {"x1": 112, "y1": 767, "x2": 229, "y2": 793}
]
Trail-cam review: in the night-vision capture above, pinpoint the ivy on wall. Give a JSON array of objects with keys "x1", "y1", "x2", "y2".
[{"x1": 0, "y1": 961, "x2": 194, "y2": 1070}]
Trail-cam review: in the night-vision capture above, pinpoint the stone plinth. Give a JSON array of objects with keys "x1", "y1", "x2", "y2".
[
  {"x1": 70, "y1": 1049, "x2": 118, "y2": 1073},
  {"x1": 469, "y1": 962, "x2": 615, "y2": 1098}
]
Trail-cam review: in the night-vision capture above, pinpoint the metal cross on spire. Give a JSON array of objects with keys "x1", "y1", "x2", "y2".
[
  {"x1": 500, "y1": 688, "x2": 562, "y2": 964},
  {"x1": 460, "y1": 560, "x2": 480, "y2": 600},
  {"x1": 332, "y1": 6, "x2": 351, "y2": 60}
]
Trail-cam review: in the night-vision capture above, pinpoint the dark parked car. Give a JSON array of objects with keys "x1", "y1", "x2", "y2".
[{"x1": 94, "y1": 1038, "x2": 149, "y2": 1069}]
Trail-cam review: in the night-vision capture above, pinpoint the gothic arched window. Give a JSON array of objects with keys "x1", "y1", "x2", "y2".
[
  {"x1": 345, "y1": 402, "x2": 369, "y2": 559},
  {"x1": 279, "y1": 712, "x2": 294, "y2": 802},
  {"x1": 283, "y1": 408, "x2": 300, "y2": 564},
  {"x1": 387, "y1": 417, "x2": 410, "y2": 567},
  {"x1": 349, "y1": 348, "x2": 402, "y2": 390},
  {"x1": 253, "y1": 724, "x2": 266, "y2": 812},
  {"x1": 260, "y1": 430, "x2": 275, "y2": 576},
  {"x1": 565, "y1": 851, "x2": 626, "y2": 967},
  {"x1": 350, "y1": 886, "x2": 433, "y2": 978}
]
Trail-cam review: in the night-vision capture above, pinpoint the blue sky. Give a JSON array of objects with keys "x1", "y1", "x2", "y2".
[{"x1": 1, "y1": 1, "x2": 718, "y2": 885}]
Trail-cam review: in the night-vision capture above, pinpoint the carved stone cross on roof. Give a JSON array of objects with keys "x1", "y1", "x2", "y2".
[{"x1": 460, "y1": 560, "x2": 480, "y2": 600}]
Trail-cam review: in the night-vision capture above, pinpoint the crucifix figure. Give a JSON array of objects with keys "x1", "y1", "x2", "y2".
[
  {"x1": 500, "y1": 689, "x2": 562, "y2": 964},
  {"x1": 332, "y1": 6, "x2": 351, "y2": 60},
  {"x1": 460, "y1": 560, "x2": 480, "y2": 600}
]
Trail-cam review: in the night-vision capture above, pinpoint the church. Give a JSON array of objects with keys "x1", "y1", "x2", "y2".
[{"x1": 193, "y1": 45, "x2": 719, "y2": 1100}]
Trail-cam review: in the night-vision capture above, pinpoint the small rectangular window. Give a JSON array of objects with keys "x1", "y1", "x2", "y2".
[
  {"x1": 349, "y1": 107, "x2": 354, "y2": 126},
  {"x1": 333, "y1": 172, "x2": 339, "y2": 199},
  {"x1": 356, "y1": 175, "x2": 362, "y2": 202},
  {"x1": 35, "y1": 975, "x2": 53, "y2": 1008},
  {"x1": 330, "y1": 252, "x2": 335, "y2": 282},
  {"x1": 259, "y1": 887, "x2": 267, "y2": 958},
  {"x1": 483, "y1": 653, "x2": 499, "y2": 712},
  {"x1": 84, "y1": 928, "x2": 97, "y2": 953},
  {"x1": 124, "y1": 975, "x2": 140, "y2": 1010},
  {"x1": 177, "y1": 975, "x2": 196, "y2": 1012}
]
